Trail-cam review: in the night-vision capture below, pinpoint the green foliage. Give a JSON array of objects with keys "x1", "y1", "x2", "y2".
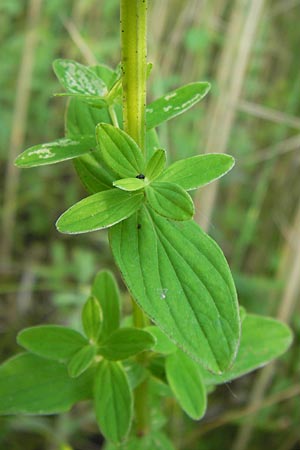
[
  {"x1": 166, "y1": 350, "x2": 207, "y2": 420},
  {"x1": 0, "y1": 353, "x2": 92, "y2": 415},
  {"x1": 17, "y1": 325, "x2": 88, "y2": 362},
  {"x1": 98, "y1": 327, "x2": 155, "y2": 360},
  {"x1": 94, "y1": 360, "x2": 133, "y2": 443},
  {"x1": 92, "y1": 270, "x2": 121, "y2": 340},
  {"x1": 0, "y1": 30, "x2": 294, "y2": 448},
  {"x1": 110, "y1": 205, "x2": 240, "y2": 373}
]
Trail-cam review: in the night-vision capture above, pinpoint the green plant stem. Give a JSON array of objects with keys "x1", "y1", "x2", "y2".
[
  {"x1": 108, "y1": 105, "x2": 119, "y2": 128},
  {"x1": 121, "y1": 0, "x2": 147, "y2": 153},
  {"x1": 120, "y1": 0, "x2": 149, "y2": 437}
]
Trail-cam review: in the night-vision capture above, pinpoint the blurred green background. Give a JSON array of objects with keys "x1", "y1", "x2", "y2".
[{"x1": 0, "y1": 0, "x2": 300, "y2": 449}]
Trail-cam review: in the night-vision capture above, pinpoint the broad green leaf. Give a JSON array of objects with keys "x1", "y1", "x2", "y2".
[
  {"x1": 73, "y1": 153, "x2": 115, "y2": 194},
  {"x1": 0, "y1": 353, "x2": 92, "y2": 415},
  {"x1": 98, "y1": 327, "x2": 156, "y2": 360},
  {"x1": 113, "y1": 177, "x2": 146, "y2": 191},
  {"x1": 109, "y1": 206, "x2": 240, "y2": 374},
  {"x1": 96, "y1": 123, "x2": 145, "y2": 178},
  {"x1": 146, "y1": 182, "x2": 194, "y2": 221},
  {"x1": 145, "y1": 326, "x2": 177, "y2": 355},
  {"x1": 94, "y1": 360, "x2": 133, "y2": 443},
  {"x1": 160, "y1": 154, "x2": 235, "y2": 191},
  {"x1": 53, "y1": 59, "x2": 107, "y2": 97},
  {"x1": 166, "y1": 351, "x2": 207, "y2": 420},
  {"x1": 17, "y1": 325, "x2": 87, "y2": 362},
  {"x1": 200, "y1": 314, "x2": 293, "y2": 385},
  {"x1": 145, "y1": 149, "x2": 166, "y2": 181},
  {"x1": 146, "y1": 128, "x2": 161, "y2": 160},
  {"x1": 82, "y1": 296, "x2": 102, "y2": 341},
  {"x1": 56, "y1": 189, "x2": 144, "y2": 234},
  {"x1": 146, "y1": 82, "x2": 210, "y2": 130},
  {"x1": 15, "y1": 136, "x2": 95, "y2": 168},
  {"x1": 92, "y1": 270, "x2": 121, "y2": 340},
  {"x1": 68, "y1": 345, "x2": 96, "y2": 378}
]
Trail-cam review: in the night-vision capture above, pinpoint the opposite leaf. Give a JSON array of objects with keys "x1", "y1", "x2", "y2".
[
  {"x1": 15, "y1": 136, "x2": 95, "y2": 168},
  {"x1": 17, "y1": 325, "x2": 88, "y2": 362},
  {"x1": 68, "y1": 345, "x2": 96, "y2": 378},
  {"x1": 113, "y1": 177, "x2": 146, "y2": 192},
  {"x1": 94, "y1": 360, "x2": 133, "y2": 443},
  {"x1": 0, "y1": 353, "x2": 92, "y2": 415},
  {"x1": 82, "y1": 296, "x2": 102, "y2": 341},
  {"x1": 92, "y1": 270, "x2": 121, "y2": 340},
  {"x1": 145, "y1": 149, "x2": 166, "y2": 181},
  {"x1": 96, "y1": 123, "x2": 145, "y2": 178},
  {"x1": 166, "y1": 351, "x2": 207, "y2": 420},
  {"x1": 200, "y1": 313, "x2": 293, "y2": 385},
  {"x1": 160, "y1": 154, "x2": 235, "y2": 191},
  {"x1": 146, "y1": 82, "x2": 210, "y2": 130},
  {"x1": 109, "y1": 206, "x2": 240, "y2": 374},
  {"x1": 56, "y1": 189, "x2": 144, "y2": 234},
  {"x1": 146, "y1": 182, "x2": 194, "y2": 221},
  {"x1": 98, "y1": 327, "x2": 156, "y2": 360},
  {"x1": 53, "y1": 59, "x2": 107, "y2": 97}
]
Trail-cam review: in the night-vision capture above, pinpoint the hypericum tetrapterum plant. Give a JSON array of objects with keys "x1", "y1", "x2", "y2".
[{"x1": 0, "y1": 1, "x2": 292, "y2": 448}]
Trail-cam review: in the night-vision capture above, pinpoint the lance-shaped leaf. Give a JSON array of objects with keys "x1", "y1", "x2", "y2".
[
  {"x1": 82, "y1": 296, "x2": 102, "y2": 341},
  {"x1": 17, "y1": 325, "x2": 88, "y2": 362},
  {"x1": 146, "y1": 182, "x2": 194, "y2": 221},
  {"x1": 0, "y1": 353, "x2": 93, "y2": 415},
  {"x1": 166, "y1": 351, "x2": 207, "y2": 420},
  {"x1": 113, "y1": 177, "x2": 146, "y2": 192},
  {"x1": 160, "y1": 154, "x2": 235, "y2": 191},
  {"x1": 92, "y1": 270, "x2": 121, "y2": 340},
  {"x1": 94, "y1": 360, "x2": 133, "y2": 443},
  {"x1": 145, "y1": 149, "x2": 166, "y2": 181},
  {"x1": 68, "y1": 345, "x2": 96, "y2": 378},
  {"x1": 200, "y1": 313, "x2": 293, "y2": 385},
  {"x1": 146, "y1": 82, "x2": 210, "y2": 130},
  {"x1": 96, "y1": 123, "x2": 145, "y2": 178},
  {"x1": 145, "y1": 326, "x2": 177, "y2": 355},
  {"x1": 109, "y1": 206, "x2": 240, "y2": 374},
  {"x1": 98, "y1": 327, "x2": 156, "y2": 361},
  {"x1": 56, "y1": 189, "x2": 144, "y2": 234},
  {"x1": 15, "y1": 136, "x2": 95, "y2": 168},
  {"x1": 53, "y1": 59, "x2": 108, "y2": 97}
]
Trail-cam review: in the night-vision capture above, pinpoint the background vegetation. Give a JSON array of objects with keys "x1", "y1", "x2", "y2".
[{"x1": 0, "y1": 0, "x2": 300, "y2": 449}]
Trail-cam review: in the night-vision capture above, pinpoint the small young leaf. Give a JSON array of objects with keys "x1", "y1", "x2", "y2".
[
  {"x1": 68, "y1": 345, "x2": 96, "y2": 378},
  {"x1": 166, "y1": 351, "x2": 207, "y2": 420},
  {"x1": 113, "y1": 177, "x2": 146, "y2": 191},
  {"x1": 98, "y1": 327, "x2": 156, "y2": 360},
  {"x1": 56, "y1": 189, "x2": 144, "y2": 234},
  {"x1": 146, "y1": 82, "x2": 210, "y2": 130},
  {"x1": 53, "y1": 59, "x2": 107, "y2": 97},
  {"x1": 96, "y1": 123, "x2": 145, "y2": 178},
  {"x1": 17, "y1": 325, "x2": 88, "y2": 362},
  {"x1": 160, "y1": 154, "x2": 235, "y2": 191},
  {"x1": 94, "y1": 360, "x2": 133, "y2": 443},
  {"x1": 15, "y1": 136, "x2": 95, "y2": 168},
  {"x1": 92, "y1": 270, "x2": 121, "y2": 340},
  {"x1": 146, "y1": 182, "x2": 194, "y2": 221},
  {"x1": 200, "y1": 314, "x2": 293, "y2": 385},
  {"x1": 82, "y1": 296, "x2": 102, "y2": 341},
  {"x1": 109, "y1": 206, "x2": 240, "y2": 374},
  {"x1": 0, "y1": 353, "x2": 92, "y2": 415},
  {"x1": 145, "y1": 149, "x2": 166, "y2": 181},
  {"x1": 145, "y1": 326, "x2": 177, "y2": 355}
]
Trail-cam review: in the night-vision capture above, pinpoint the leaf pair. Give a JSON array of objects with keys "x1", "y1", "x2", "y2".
[{"x1": 56, "y1": 123, "x2": 234, "y2": 233}]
